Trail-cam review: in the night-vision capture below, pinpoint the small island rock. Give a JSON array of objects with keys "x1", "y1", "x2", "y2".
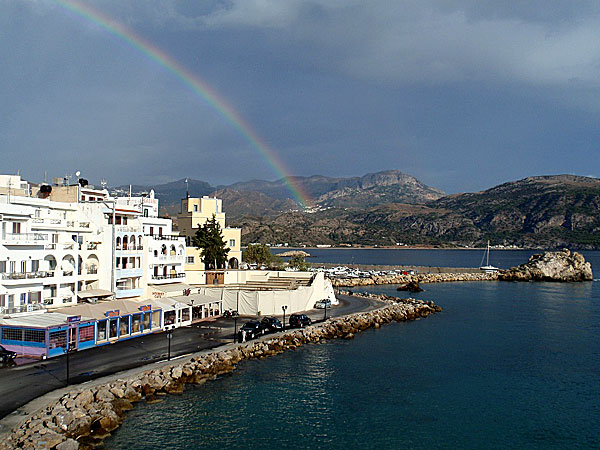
[{"x1": 499, "y1": 249, "x2": 593, "y2": 282}]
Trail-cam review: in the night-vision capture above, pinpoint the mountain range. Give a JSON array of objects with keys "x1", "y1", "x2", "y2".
[{"x1": 114, "y1": 171, "x2": 600, "y2": 249}]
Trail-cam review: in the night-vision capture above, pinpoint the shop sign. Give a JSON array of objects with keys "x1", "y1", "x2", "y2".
[
  {"x1": 139, "y1": 305, "x2": 151, "y2": 312},
  {"x1": 152, "y1": 291, "x2": 164, "y2": 298},
  {"x1": 106, "y1": 310, "x2": 120, "y2": 318},
  {"x1": 67, "y1": 315, "x2": 81, "y2": 323}
]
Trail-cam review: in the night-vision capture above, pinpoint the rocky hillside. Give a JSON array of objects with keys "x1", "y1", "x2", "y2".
[
  {"x1": 116, "y1": 170, "x2": 444, "y2": 219},
  {"x1": 235, "y1": 175, "x2": 600, "y2": 249}
]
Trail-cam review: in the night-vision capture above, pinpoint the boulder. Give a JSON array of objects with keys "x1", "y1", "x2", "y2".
[
  {"x1": 499, "y1": 249, "x2": 593, "y2": 282},
  {"x1": 56, "y1": 438, "x2": 80, "y2": 450}
]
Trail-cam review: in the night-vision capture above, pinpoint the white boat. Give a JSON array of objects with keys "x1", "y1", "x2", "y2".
[{"x1": 479, "y1": 241, "x2": 499, "y2": 273}]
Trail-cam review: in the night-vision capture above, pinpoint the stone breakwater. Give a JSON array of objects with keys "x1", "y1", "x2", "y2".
[
  {"x1": 0, "y1": 297, "x2": 440, "y2": 450},
  {"x1": 332, "y1": 271, "x2": 498, "y2": 288}
]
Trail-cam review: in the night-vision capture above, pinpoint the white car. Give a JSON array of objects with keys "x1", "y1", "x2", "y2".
[{"x1": 314, "y1": 299, "x2": 332, "y2": 309}]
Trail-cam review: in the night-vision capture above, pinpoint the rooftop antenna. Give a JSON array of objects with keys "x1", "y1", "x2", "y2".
[
  {"x1": 185, "y1": 178, "x2": 189, "y2": 199},
  {"x1": 101, "y1": 179, "x2": 107, "y2": 190}
]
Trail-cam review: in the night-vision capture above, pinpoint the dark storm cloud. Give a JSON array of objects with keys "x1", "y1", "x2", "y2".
[{"x1": 1, "y1": 0, "x2": 599, "y2": 192}]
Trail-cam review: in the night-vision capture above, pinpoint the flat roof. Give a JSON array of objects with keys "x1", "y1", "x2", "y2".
[{"x1": 0, "y1": 312, "x2": 94, "y2": 328}]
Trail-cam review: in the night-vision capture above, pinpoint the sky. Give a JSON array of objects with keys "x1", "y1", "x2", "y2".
[{"x1": 1, "y1": 0, "x2": 600, "y2": 194}]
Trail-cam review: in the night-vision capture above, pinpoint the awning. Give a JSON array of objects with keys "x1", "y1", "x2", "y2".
[
  {"x1": 170, "y1": 293, "x2": 220, "y2": 307},
  {"x1": 77, "y1": 289, "x2": 114, "y2": 299},
  {"x1": 150, "y1": 283, "x2": 192, "y2": 294}
]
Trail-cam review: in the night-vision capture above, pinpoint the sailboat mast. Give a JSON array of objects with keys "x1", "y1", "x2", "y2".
[{"x1": 487, "y1": 240, "x2": 490, "y2": 266}]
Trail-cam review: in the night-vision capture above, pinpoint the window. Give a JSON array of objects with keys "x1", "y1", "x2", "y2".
[
  {"x1": 28, "y1": 292, "x2": 41, "y2": 303},
  {"x1": 0, "y1": 261, "x2": 5, "y2": 273},
  {"x1": 229, "y1": 239, "x2": 236, "y2": 247},
  {"x1": 24, "y1": 329, "x2": 45, "y2": 343},
  {"x1": 79, "y1": 324, "x2": 94, "y2": 343},
  {"x1": 0, "y1": 295, "x2": 4, "y2": 307},
  {"x1": 193, "y1": 205, "x2": 198, "y2": 212},
  {"x1": 149, "y1": 226, "x2": 154, "y2": 236},
  {"x1": 187, "y1": 256, "x2": 195, "y2": 264},
  {"x1": 49, "y1": 330, "x2": 67, "y2": 349},
  {"x1": 132, "y1": 314, "x2": 142, "y2": 333},
  {"x1": 120, "y1": 317, "x2": 130, "y2": 336},
  {"x1": 152, "y1": 311, "x2": 161, "y2": 328},
  {"x1": 143, "y1": 312, "x2": 151, "y2": 331},
  {"x1": 3, "y1": 328, "x2": 24, "y2": 342},
  {"x1": 97, "y1": 320, "x2": 107, "y2": 341},
  {"x1": 12, "y1": 222, "x2": 21, "y2": 234},
  {"x1": 20, "y1": 261, "x2": 26, "y2": 273},
  {"x1": 20, "y1": 293, "x2": 26, "y2": 303},
  {"x1": 31, "y1": 260, "x2": 39, "y2": 272}
]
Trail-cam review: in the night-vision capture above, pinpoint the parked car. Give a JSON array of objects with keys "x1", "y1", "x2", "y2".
[
  {"x1": 0, "y1": 345, "x2": 17, "y2": 364},
  {"x1": 314, "y1": 299, "x2": 332, "y2": 309},
  {"x1": 289, "y1": 314, "x2": 312, "y2": 328},
  {"x1": 261, "y1": 316, "x2": 283, "y2": 332},
  {"x1": 238, "y1": 320, "x2": 267, "y2": 340}
]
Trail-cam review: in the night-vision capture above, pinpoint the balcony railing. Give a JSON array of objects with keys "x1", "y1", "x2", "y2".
[
  {"x1": 2, "y1": 233, "x2": 48, "y2": 244},
  {"x1": 152, "y1": 273, "x2": 186, "y2": 280},
  {"x1": 146, "y1": 234, "x2": 182, "y2": 241},
  {"x1": 87, "y1": 243, "x2": 98, "y2": 250},
  {"x1": 0, "y1": 303, "x2": 45, "y2": 315},
  {"x1": 1, "y1": 271, "x2": 51, "y2": 280}
]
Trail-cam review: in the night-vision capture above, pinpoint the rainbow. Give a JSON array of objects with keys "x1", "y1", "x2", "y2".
[{"x1": 53, "y1": 0, "x2": 311, "y2": 208}]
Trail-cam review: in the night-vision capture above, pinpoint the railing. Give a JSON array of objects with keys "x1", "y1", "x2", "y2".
[
  {"x1": 79, "y1": 222, "x2": 90, "y2": 228},
  {"x1": 86, "y1": 267, "x2": 98, "y2": 274},
  {"x1": 116, "y1": 245, "x2": 144, "y2": 251},
  {"x1": 31, "y1": 218, "x2": 62, "y2": 225},
  {"x1": 146, "y1": 234, "x2": 182, "y2": 241},
  {"x1": 157, "y1": 255, "x2": 185, "y2": 261},
  {"x1": 0, "y1": 303, "x2": 45, "y2": 315},
  {"x1": 116, "y1": 226, "x2": 141, "y2": 233},
  {"x1": 2, "y1": 233, "x2": 48, "y2": 243},
  {"x1": 152, "y1": 273, "x2": 186, "y2": 280},
  {"x1": 1, "y1": 271, "x2": 51, "y2": 280},
  {"x1": 62, "y1": 270, "x2": 74, "y2": 277},
  {"x1": 87, "y1": 243, "x2": 98, "y2": 250}
]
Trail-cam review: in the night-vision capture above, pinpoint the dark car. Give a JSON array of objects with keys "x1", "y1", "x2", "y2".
[
  {"x1": 238, "y1": 320, "x2": 267, "y2": 340},
  {"x1": 0, "y1": 345, "x2": 17, "y2": 364},
  {"x1": 289, "y1": 314, "x2": 312, "y2": 328},
  {"x1": 260, "y1": 316, "x2": 283, "y2": 332}
]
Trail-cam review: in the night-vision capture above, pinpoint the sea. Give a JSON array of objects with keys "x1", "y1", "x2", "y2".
[{"x1": 104, "y1": 249, "x2": 600, "y2": 449}]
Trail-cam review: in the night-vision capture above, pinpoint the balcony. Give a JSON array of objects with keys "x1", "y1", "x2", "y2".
[
  {"x1": 0, "y1": 303, "x2": 45, "y2": 315},
  {"x1": 146, "y1": 234, "x2": 183, "y2": 241},
  {"x1": 152, "y1": 273, "x2": 186, "y2": 280},
  {"x1": 115, "y1": 267, "x2": 144, "y2": 278},
  {"x1": 115, "y1": 287, "x2": 144, "y2": 299},
  {"x1": 2, "y1": 271, "x2": 51, "y2": 280},
  {"x1": 1, "y1": 233, "x2": 48, "y2": 245}
]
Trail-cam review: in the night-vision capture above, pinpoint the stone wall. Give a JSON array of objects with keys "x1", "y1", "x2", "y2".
[
  {"x1": 0, "y1": 296, "x2": 440, "y2": 450},
  {"x1": 331, "y1": 271, "x2": 498, "y2": 287}
]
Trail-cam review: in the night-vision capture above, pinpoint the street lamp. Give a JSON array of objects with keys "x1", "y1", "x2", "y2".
[
  {"x1": 166, "y1": 326, "x2": 174, "y2": 361},
  {"x1": 282, "y1": 305, "x2": 288, "y2": 331},
  {"x1": 65, "y1": 341, "x2": 75, "y2": 385},
  {"x1": 233, "y1": 315, "x2": 238, "y2": 343}
]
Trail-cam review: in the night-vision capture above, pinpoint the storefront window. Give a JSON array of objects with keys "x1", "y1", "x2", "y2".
[
  {"x1": 132, "y1": 314, "x2": 142, "y2": 333},
  {"x1": 109, "y1": 318, "x2": 119, "y2": 339},
  {"x1": 152, "y1": 310, "x2": 161, "y2": 328},
  {"x1": 143, "y1": 312, "x2": 151, "y2": 331},
  {"x1": 181, "y1": 308, "x2": 190, "y2": 322},
  {"x1": 49, "y1": 330, "x2": 67, "y2": 349},
  {"x1": 164, "y1": 310, "x2": 176, "y2": 326},
  {"x1": 79, "y1": 324, "x2": 94, "y2": 343},
  {"x1": 120, "y1": 316, "x2": 130, "y2": 336},
  {"x1": 97, "y1": 320, "x2": 107, "y2": 341}
]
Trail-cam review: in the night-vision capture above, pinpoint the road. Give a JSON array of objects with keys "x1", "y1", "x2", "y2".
[{"x1": 0, "y1": 294, "x2": 382, "y2": 419}]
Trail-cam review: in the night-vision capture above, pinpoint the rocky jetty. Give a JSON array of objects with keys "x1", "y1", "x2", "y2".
[
  {"x1": 0, "y1": 297, "x2": 440, "y2": 450},
  {"x1": 332, "y1": 271, "x2": 498, "y2": 287},
  {"x1": 499, "y1": 249, "x2": 593, "y2": 282}
]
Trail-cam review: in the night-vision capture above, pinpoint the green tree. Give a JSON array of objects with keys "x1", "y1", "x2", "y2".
[
  {"x1": 242, "y1": 243, "x2": 272, "y2": 266},
  {"x1": 192, "y1": 215, "x2": 230, "y2": 269},
  {"x1": 288, "y1": 254, "x2": 309, "y2": 271}
]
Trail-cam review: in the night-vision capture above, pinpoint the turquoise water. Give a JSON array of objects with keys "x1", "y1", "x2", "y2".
[{"x1": 105, "y1": 253, "x2": 600, "y2": 449}]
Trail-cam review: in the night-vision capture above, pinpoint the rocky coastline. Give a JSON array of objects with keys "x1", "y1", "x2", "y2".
[
  {"x1": 0, "y1": 296, "x2": 440, "y2": 450},
  {"x1": 332, "y1": 249, "x2": 593, "y2": 287}
]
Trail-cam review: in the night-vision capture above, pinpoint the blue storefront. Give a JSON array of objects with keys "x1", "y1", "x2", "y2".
[{"x1": 0, "y1": 312, "x2": 96, "y2": 358}]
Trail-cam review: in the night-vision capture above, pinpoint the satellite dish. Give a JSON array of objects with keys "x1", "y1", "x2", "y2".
[{"x1": 75, "y1": 171, "x2": 81, "y2": 177}]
